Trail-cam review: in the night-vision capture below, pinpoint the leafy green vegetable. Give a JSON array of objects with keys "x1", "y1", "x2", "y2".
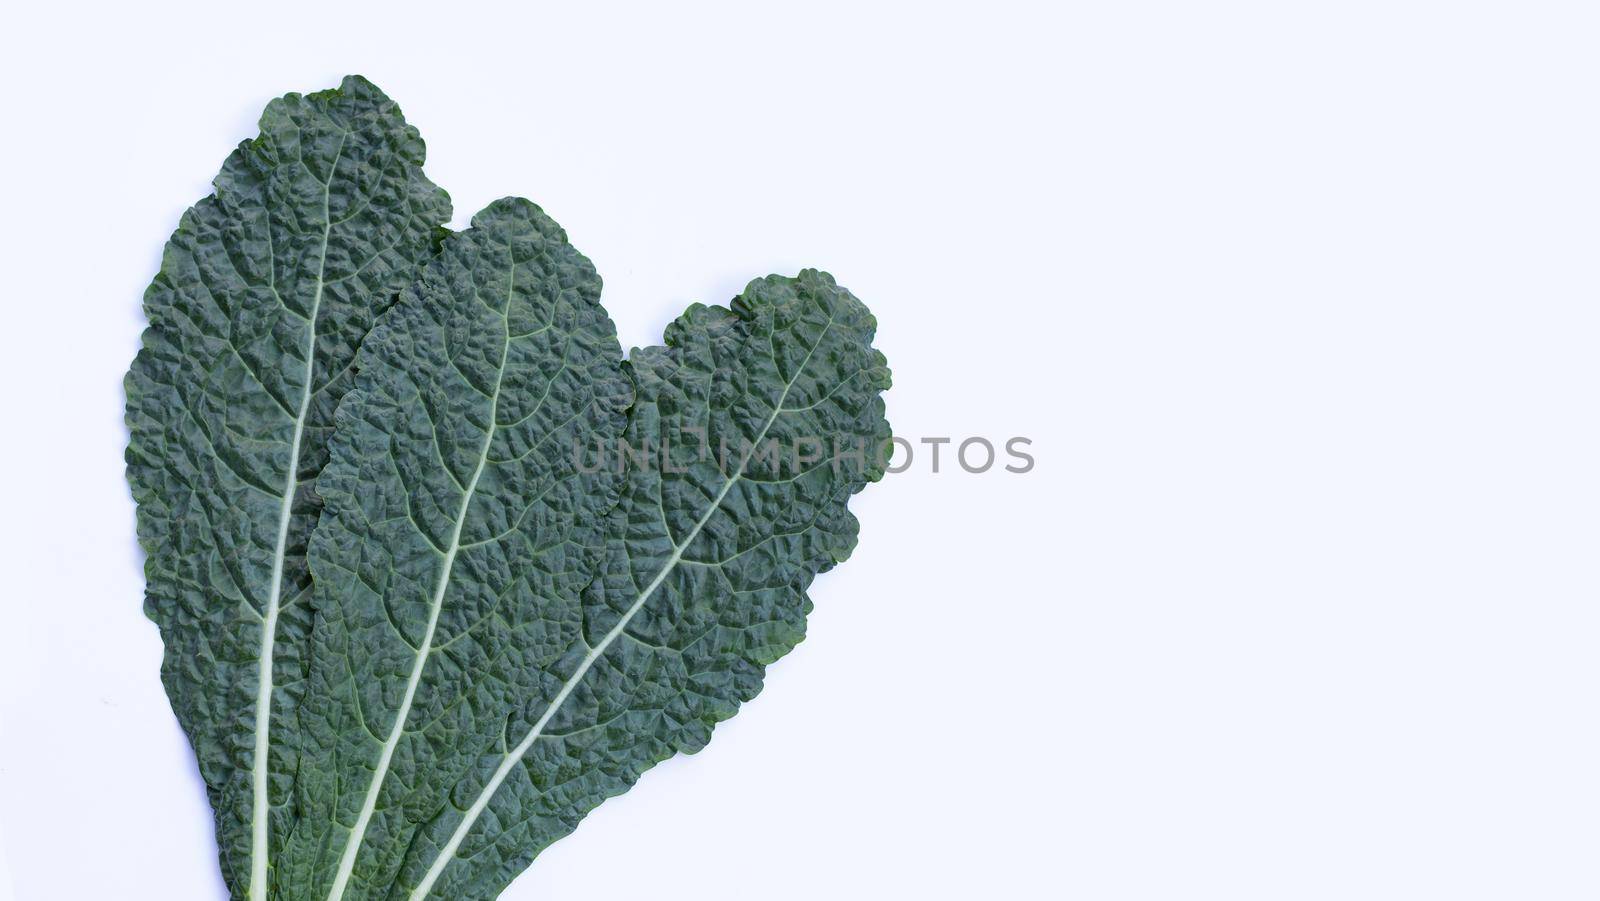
[
  {"x1": 401, "y1": 270, "x2": 891, "y2": 900},
  {"x1": 124, "y1": 76, "x2": 450, "y2": 900},
  {"x1": 283, "y1": 227, "x2": 890, "y2": 896},
  {"x1": 400, "y1": 272, "x2": 896, "y2": 896},
  {"x1": 128, "y1": 77, "x2": 891, "y2": 901},
  {"x1": 277, "y1": 198, "x2": 632, "y2": 900}
]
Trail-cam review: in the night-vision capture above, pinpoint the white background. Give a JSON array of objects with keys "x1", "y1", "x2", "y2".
[{"x1": 0, "y1": 2, "x2": 1596, "y2": 899}]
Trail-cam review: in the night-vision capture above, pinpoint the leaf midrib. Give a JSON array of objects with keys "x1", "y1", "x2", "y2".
[
  {"x1": 253, "y1": 128, "x2": 348, "y2": 900},
  {"x1": 323, "y1": 263, "x2": 516, "y2": 901}
]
